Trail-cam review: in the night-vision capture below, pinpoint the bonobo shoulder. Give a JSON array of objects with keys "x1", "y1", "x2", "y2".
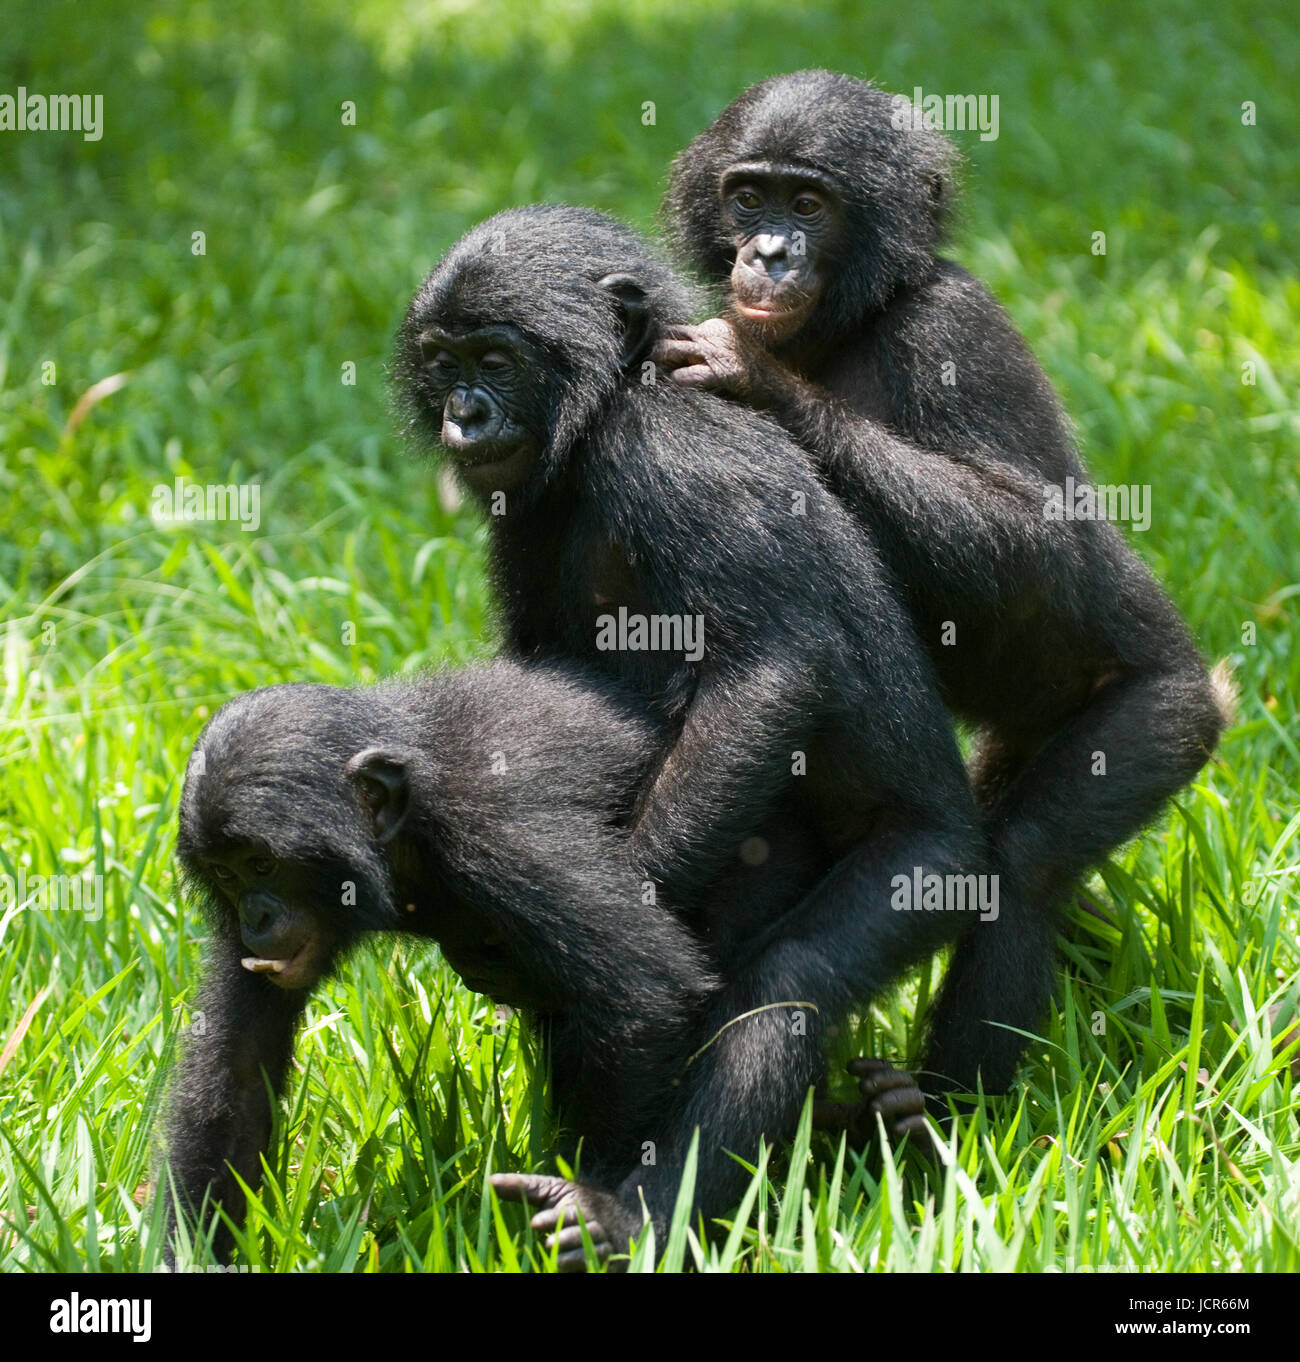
[
  {"x1": 377, "y1": 661, "x2": 662, "y2": 813},
  {"x1": 383, "y1": 659, "x2": 658, "y2": 746},
  {"x1": 881, "y1": 261, "x2": 1068, "y2": 434},
  {"x1": 616, "y1": 380, "x2": 817, "y2": 486},
  {"x1": 885, "y1": 259, "x2": 1012, "y2": 350}
]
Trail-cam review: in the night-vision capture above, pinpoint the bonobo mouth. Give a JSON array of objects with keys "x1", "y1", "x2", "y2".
[
  {"x1": 440, "y1": 438, "x2": 537, "y2": 490},
  {"x1": 734, "y1": 299, "x2": 806, "y2": 319},
  {"x1": 729, "y1": 296, "x2": 814, "y2": 336},
  {"x1": 444, "y1": 441, "x2": 523, "y2": 469},
  {"x1": 440, "y1": 419, "x2": 499, "y2": 456},
  {"x1": 241, "y1": 938, "x2": 325, "y2": 990}
]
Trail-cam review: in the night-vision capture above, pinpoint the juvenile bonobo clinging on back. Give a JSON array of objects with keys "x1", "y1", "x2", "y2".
[
  {"x1": 657, "y1": 70, "x2": 1229, "y2": 1103},
  {"x1": 163, "y1": 662, "x2": 720, "y2": 1263},
  {"x1": 396, "y1": 205, "x2": 983, "y2": 1267}
]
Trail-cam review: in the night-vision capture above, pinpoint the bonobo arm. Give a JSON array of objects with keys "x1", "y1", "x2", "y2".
[
  {"x1": 162, "y1": 936, "x2": 309, "y2": 1262},
  {"x1": 626, "y1": 654, "x2": 813, "y2": 894},
  {"x1": 654, "y1": 316, "x2": 1064, "y2": 588}
]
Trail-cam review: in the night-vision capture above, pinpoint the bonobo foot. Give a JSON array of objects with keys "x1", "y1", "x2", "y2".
[
  {"x1": 813, "y1": 1057, "x2": 936, "y2": 1157},
  {"x1": 490, "y1": 1172, "x2": 638, "y2": 1273}
]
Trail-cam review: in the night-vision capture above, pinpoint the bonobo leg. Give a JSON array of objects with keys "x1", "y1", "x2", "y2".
[
  {"x1": 501, "y1": 1059, "x2": 932, "y2": 1271},
  {"x1": 918, "y1": 858, "x2": 1055, "y2": 1101},
  {"x1": 162, "y1": 937, "x2": 308, "y2": 1262},
  {"x1": 496, "y1": 811, "x2": 983, "y2": 1268},
  {"x1": 923, "y1": 659, "x2": 1226, "y2": 1096}
]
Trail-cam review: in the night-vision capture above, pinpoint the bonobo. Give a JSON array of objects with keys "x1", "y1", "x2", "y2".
[
  {"x1": 657, "y1": 70, "x2": 1229, "y2": 1103},
  {"x1": 162, "y1": 662, "x2": 722, "y2": 1263},
  {"x1": 395, "y1": 205, "x2": 984, "y2": 1267}
]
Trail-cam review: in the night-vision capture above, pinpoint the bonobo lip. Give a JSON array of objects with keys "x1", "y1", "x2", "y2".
[
  {"x1": 733, "y1": 299, "x2": 812, "y2": 325},
  {"x1": 447, "y1": 443, "x2": 521, "y2": 470},
  {"x1": 241, "y1": 940, "x2": 318, "y2": 990},
  {"x1": 440, "y1": 427, "x2": 505, "y2": 460},
  {"x1": 440, "y1": 426, "x2": 529, "y2": 469}
]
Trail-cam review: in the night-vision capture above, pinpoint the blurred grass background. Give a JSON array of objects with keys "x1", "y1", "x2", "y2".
[{"x1": 0, "y1": 0, "x2": 1296, "y2": 1271}]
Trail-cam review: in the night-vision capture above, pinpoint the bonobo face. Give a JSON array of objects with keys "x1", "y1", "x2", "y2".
[
  {"x1": 720, "y1": 162, "x2": 841, "y2": 341},
  {"x1": 197, "y1": 847, "x2": 338, "y2": 990},
  {"x1": 414, "y1": 324, "x2": 543, "y2": 493}
]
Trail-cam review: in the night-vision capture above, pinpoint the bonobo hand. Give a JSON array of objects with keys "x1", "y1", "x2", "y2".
[
  {"x1": 490, "y1": 1172, "x2": 641, "y2": 1273},
  {"x1": 652, "y1": 319, "x2": 758, "y2": 398}
]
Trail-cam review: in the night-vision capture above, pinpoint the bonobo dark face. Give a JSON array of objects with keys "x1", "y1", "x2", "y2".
[
  {"x1": 721, "y1": 162, "x2": 841, "y2": 342},
  {"x1": 196, "y1": 847, "x2": 338, "y2": 990},
  {"x1": 413, "y1": 324, "x2": 543, "y2": 493}
]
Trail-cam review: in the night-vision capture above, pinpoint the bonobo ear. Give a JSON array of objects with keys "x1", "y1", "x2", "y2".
[
  {"x1": 597, "y1": 272, "x2": 653, "y2": 370},
  {"x1": 345, "y1": 748, "x2": 411, "y2": 843}
]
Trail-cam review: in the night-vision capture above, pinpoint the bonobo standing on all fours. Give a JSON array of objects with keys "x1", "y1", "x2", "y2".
[
  {"x1": 656, "y1": 69, "x2": 1230, "y2": 1106},
  {"x1": 163, "y1": 661, "x2": 724, "y2": 1265}
]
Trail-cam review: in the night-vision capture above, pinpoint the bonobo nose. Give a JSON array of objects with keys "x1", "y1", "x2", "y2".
[
  {"x1": 447, "y1": 388, "x2": 488, "y2": 423},
  {"x1": 239, "y1": 890, "x2": 288, "y2": 953},
  {"x1": 754, "y1": 234, "x2": 790, "y2": 280}
]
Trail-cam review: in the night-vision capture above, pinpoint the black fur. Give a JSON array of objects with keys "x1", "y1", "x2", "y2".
[
  {"x1": 163, "y1": 661, "x2": 720, "y2": 1262},
  {"x1": 660, "y1": 70, "x2": 1229, "y2": 1099},
  {"x1": 396, "y1": 205, "x2": 984, "y2": 1265}
]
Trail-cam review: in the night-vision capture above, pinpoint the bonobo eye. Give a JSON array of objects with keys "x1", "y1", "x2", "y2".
[
  {"x1": 251, "y1": 855, "x2": 276, "y2": 877},
  {"x1": 791, "y1": 193, "x2": 824, "y2": 219},
  {"x1": 732, "y1": 188, "x2": 761, "y2": 212},
  {"x1": 419, "y1": 339, "x2": 457, "y2": 372},
  {"x1": 210, "y1": 863, "x2": 235, "y2": 882},
  {"x1": 478, "y1": 351, "x2": 513, "y2": 375}
]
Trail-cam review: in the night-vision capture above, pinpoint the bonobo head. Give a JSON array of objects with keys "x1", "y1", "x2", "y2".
[
  {"x1": 394, "y1": 205, "x2": 699, "y2": 497},
  {"x1": 664, "y1": 70, "x2": 958, "y2": 338},
  {"x1": 178, "y1": 685, "x2": 415, "y2": 992}
]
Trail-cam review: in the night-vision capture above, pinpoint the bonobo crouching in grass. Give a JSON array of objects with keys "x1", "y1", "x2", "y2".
[
  {"x1": 163, "y1": 662, "x2": 724, "y2": 1264},
  {"x1": 658, "y1": 70, "x2": 1229, "y2": 1105},
  {"x1": 395, "y1": 205, "x2": 983, "y2": 1267}
]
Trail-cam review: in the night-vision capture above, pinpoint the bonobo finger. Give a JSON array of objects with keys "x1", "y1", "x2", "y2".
[
  {"x1": 891, "y1": 1115, "x2": 932, "y2": 1143},
  {"x1": 861, "y1": 1070, "x2": 923, "y2": 1101},
  {"x1": 488, "y1": 1171, "x2": 571, "y2": 1208},
  {"x1": 871, "y1": 1084, "x2": 926, "y2": 1121},
  {"x1": 693, "y1": 316, "x2": 734, "y2": 338},
  {"x1": 651, "y1": 338, "x2": 704, "y2": 367},
  {"x1": 847, "y1": 1055, "x2": 895, "y2": 1079},
  {"x1": 553, "y1": 1229, "x2": 615, "y2": 1274},
  {"x1": 849, "y1": 1056, "x2": 917, "y2": 1098},
  {"x1": 667, "y1": 364, "x2": 720, "y2": 388},
  {"x1": 555, "y1": 1246, "x2": 610, "y2": 1273},
  {"x1": 530, "y1": 1204, "x2": 573, "y2": 1234},
  {"x1": 549, "y1": 1225, "x2": 587, "y2": 1254},
  {"x1": 548, "y1": 1224, "x2": 607, "y2": 1256},
  {"x1": 887, "y1": 1112, "x2": 939, "y2": 1162}
]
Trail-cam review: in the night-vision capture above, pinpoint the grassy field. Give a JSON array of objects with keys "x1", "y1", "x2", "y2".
[{"x1": 0, "y1": 0, "x2": 1296, "y2": 1272}]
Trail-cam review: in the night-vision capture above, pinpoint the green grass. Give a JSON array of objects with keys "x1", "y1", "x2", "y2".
[{"x1": 1, "y1": 0, "x2": 1296, "y2": 1272}]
